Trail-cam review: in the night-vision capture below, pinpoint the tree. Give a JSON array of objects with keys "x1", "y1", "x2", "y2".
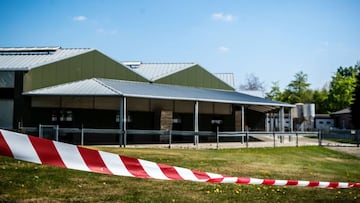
[
  {"x1": 239, "y1": 73, "x2": 265, "y2": 92},
  {"x1": 312, "y1": 87, "x2": 329, "y2": 113},
  {"x1": 327, "y1": 67, "x2": 357, "y2": 112},
  {"x1": 266, "y1": 81, "x2": 282, "y2": 101},
  {"x1": 351, "y1": 72, "x2": 360, "y2": 128},
  {"x1": 281, "y1": 71, "x2": 312, "y2": 104},
  {"x1": 337, "y1": 66, "x2": 360, "y2": 77},
  {"x1": 287, "y1": 71, "x2": 310, "y2": 93}
]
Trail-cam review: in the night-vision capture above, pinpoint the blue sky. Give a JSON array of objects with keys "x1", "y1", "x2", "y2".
[{"x1": 1, "y1": 0, "x2": 359, "y2": 91}]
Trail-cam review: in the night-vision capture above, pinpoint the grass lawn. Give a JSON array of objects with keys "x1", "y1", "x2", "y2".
[{"x1": 0, "y1": 146, "x2": 359, "y2": 202}]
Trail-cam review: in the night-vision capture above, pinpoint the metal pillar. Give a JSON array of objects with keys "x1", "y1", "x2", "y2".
[
  {"x1": 272, "y1": 112, "x2": 276, "y2": 131},
  {"x1": 241, "y1": 105, "x2": 245, "y2": 143},
  {"x1": 194, "y1": 101, "x2": 199, "y2": 146},
  {"x1": 119, "y1": 96, "x2": 127, "y2": 147},
  {"x1": 280, "y1": 107, "x2": 285, "y2": 132},
  {"x1": 39, "y1": 124, "x2": 42, "y2": 138},
  {"x1": 266, "y1": 113, "x2": 269, "y2": 132},
  {"x1": 81, "y1": 127, "x2": 84, "y2": 146},
  {"x1": 241, "y1": 105, "x2": 245, "y2": 132},
  {"x1": 55, "y1": 125, "x2": 59, "y2": 141},
  {"x1": 123, "y1": 97, "x2": 127, "y2": 147},
  {"x1": 289, "y1": 108, "x2": 293, "y2": 132}
]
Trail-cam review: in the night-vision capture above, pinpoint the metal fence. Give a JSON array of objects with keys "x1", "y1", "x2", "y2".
[
  {"x1": 17, "y1": 124, "x2": 325, "y2": 149},
  {"x1": 319, "y1": 128, "x2": 360, "y2": 147}
]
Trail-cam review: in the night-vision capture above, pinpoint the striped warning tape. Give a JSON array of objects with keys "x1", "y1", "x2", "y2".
[{"x1": 0, "y1": 129, "x2": 359, "y2": 189}]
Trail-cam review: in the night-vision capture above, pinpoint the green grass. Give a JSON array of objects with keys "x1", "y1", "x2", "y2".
[{"x1": 1, "y1": 146, "x2": 360, "y2": 202}]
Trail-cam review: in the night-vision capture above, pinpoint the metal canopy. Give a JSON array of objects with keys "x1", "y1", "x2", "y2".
[{"x1": 24, "y1": 78, "x2": 294, "y2": 112}]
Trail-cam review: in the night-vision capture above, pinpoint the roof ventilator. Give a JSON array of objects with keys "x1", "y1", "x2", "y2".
[{"x1": 0, "y1": 47, "x2": 60, "y2": 55}]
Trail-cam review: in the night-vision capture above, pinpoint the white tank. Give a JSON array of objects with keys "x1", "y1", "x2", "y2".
[
  {"x1": 291, "y1": 103, "x2": 304, "y2": 119},
  {"x1": 303, "y1": 103, "x2": 315, "y2": 120}
]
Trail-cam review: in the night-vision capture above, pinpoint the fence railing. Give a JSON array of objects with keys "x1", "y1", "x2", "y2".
[
  {"x1": 319, "y1": 128, "x2": 360, "y2": 146},
  {"x1": 18, "y1": 125, "x2": 324, "y2": 149},
  {"x1": 218, "y1": 131, "x2": 320, "y2": 149}
]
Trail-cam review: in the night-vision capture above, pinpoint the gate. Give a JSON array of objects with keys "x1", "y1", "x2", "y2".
[{"x1": 39, "y1": 124, "x2": 59, "y2": 141}]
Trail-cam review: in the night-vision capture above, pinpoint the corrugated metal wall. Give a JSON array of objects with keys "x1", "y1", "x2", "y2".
[
  {"x1": 154, "y1": 65, "x2": 234, "y2": 90},
  {"x1": 23, "y1": 50, "x2": 148, "y2": 91}
]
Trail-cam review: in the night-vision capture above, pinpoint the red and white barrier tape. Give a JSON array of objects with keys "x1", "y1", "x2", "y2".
[{"x1": 0, "y1": 129, "x2": 359, "y2": 189}]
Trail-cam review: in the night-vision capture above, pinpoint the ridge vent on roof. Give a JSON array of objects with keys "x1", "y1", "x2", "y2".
[
  {"x1": 122, "y1": 61, "x2": 142, "y2": 69},
  {"x1": 0, "y1": 46, "x2": 61, "y2": 55},
  {"x1": 141, "y1": 62, "x2": 195, "y2": 64}
]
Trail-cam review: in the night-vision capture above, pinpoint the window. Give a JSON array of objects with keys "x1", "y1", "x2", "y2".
[
  {"x1": 58, "y1": 110, "x2": 73, "y2": 122},
  {"x1": 0, "y1": 71, "x2": 15, "y2": 88}
]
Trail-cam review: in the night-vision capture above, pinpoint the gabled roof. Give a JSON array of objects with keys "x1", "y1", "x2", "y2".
[
  {"x1": 331, "y1": 107, "x2": 351, "y2": 115},
  {"x1": 0, "y1": 47, "x2": 94, "y2": 71},
  {"x1": 24, "y1": 78, "x2": 294, "y2": 112},
  {"x1": 123, "y1": 62, "x2": 196, "y2": 81},
  {"x1": 214, "y1": 73, "x2": 235, "y2": 88}
]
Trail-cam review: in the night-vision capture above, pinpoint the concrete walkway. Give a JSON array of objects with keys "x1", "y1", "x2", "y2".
[
  {"x1": 326, "y1": 146, "x2": 360, "y2": 158},
  {"x1": 123, "y1": 135, "x2": 360, "y2": 157}
]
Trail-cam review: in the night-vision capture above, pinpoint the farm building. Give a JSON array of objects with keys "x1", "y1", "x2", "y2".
[
  {"x1": 0, "y1": 47, "x2": 293, "y2": 144},
  {"x1": 331, "y1": 108, "x2": 353, "y2": 129}
]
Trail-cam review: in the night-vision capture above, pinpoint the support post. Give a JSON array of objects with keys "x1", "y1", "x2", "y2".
[
  {"x1": 119, "y1": 97, "x2": 124, "y2": 147},
  {"x1": 289, "y1": 108, "x2": 293, "y2": 132},
  {"x1": 216, "y1": 126, "x2": 219, "y2": 150},
  {"x1": 39, "y1": 124, "x2": 42, "y2": 138},
  {"x1": 119, "y1": 96, "x2": 127, "y2": 147},
  {"x1": 266, "y1": 113, "x2": 269, "y2": 132},
  {"x1": 123, "y1": 97, "x2": 127, "y2": 147},
  {"x1": 241, "y1": 105, "x2": 245, "y2": 143},
  {"x1": 280, "y1": 107, "x2": 285, "y2": 143},
  {"x1": 168, "y1": 130, "x2": 172, "y2": 149},
  {"x1": 246, "y1": 131, "x2": 249, "y2": 148},
  {"x1": 273, "y1": 132, "x2": 276, "y2": 148},
  {"x1": 194, "y1": 101, "x2": 199, "y2": 147},
  {"x1": 81, "y1": 126, "x2": 84, "y2": 146},
  {"x1": 55, "y1": 125, "x2": 59, "y2": 141},
  {"x1": 272, "y1": 112, "x2": 275, "y2": 132},
  {"x1": 241, "y1": 105, "x2": 245, "y2": 132}
]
